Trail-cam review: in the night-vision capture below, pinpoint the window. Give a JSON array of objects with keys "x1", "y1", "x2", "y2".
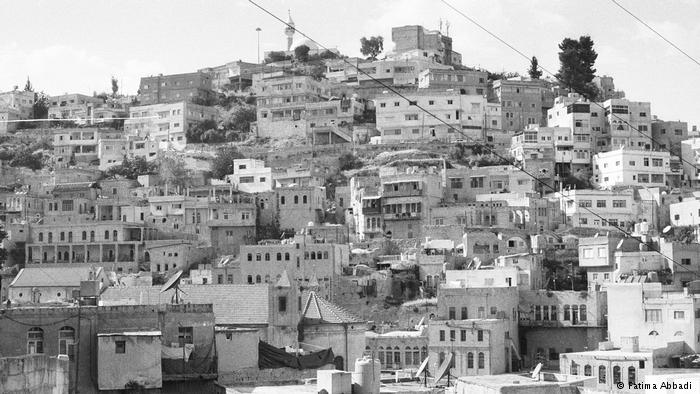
[
  {"x1": 613, "y1": 366, "x2": 621, "y2": 385},
  {"x1": 599, "y1": 365, "x2": 606, "y2": 383},
  {"x1": 467, "y1": 352, "x2": 474, "y2": 368},
  {"x1": 178, "y1": 327, "x2": 193, "y2": 346},
  {"x1": 27, "y1": 327, "x2": 44, "y2": 354},
  {"x1": 460, "y1": 329, "x2": 466, "y2": 341},
  {"x1": 596, "y1": 200, "x2": 606, "y2": 208},
  {"x1": 439, "y1": 330, "x2": 445, "y2": 341},
  {"x1": 645, "y1": 309, "x2": 662, "y2": 322},
  {"x1": 279, "y1": 296, "x2": 287, "y2": 312},
  {"x1": 478, "y1": 352, "x2": 485, "y2": 369},
  {"x1": 549, "y1": 348, "x2": 559, "y2": 360},
  {"x1": 674, "y1": 311, "x2": 685, "y2": 320},
  {"x1": 448, "y1": 307, "x2": 456, "y2": 320},
  {"x1": 461, "y1": 307, "x2": 468, "y2": 319},
  {"x1": 564, "y1": 305, "x2": 571, "y2": 320},
  {"x1": 682, "y1": 258, "x2": 691, "y2": 265},
  {"x1": 449, "y1": 330, "x2": 455, "y2": 341},
  {"x1": 477, "y1": 330, "x2": 483, "y2": 342},
  {"x1": 612, "y1": 200, "x2": 626, "y2": 208},
  {"x1": 58, "y1": 326, "x2": 75, "y2": 357},
  {"x1": 628, "y1": 366, "x2": 636, "y2": 385},
  {"x1": 115, "y1": 340, "x2": 126, "y2": 354}
]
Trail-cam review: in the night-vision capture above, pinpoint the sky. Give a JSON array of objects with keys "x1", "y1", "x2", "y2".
[{"x1": 2, "y1": 0, "x2": 699, "y2": 127}]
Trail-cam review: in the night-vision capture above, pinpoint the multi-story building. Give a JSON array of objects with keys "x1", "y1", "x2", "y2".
[
  {"x1": 492, "y1": 78, "x2": 553, "y2": 132},
  {"x1": 137, "y1": 72, "x2": 215, "y2": 106},
  {"x1": 365, "y1": 326, "x2": 428, "y2": 371},
  {"x1": 124, "y1": 101, "x2": 217, "y2": 151},
  {"x1": 557, "y1": 188, "x2": 654, "y2": 231},
  {"x1": 651, "y1": 120, "x2": 687, "y2": 157},
  {"x1": 53, "y1": 128, "x2": 124, "y2": 168},
  {"x1": 253, "y1": 74, "x2": 331, "y2": 139},
  {"x1": 445, "y1": 165, "x2": 537, "y2": 203},
  {"x1": 353, "y1": 58, "x2": 450, "y2": 86},
  {"x1": 680, "y1": 138, "x2": 700, "y2": 187},
  {"x1": 349, "y1": 176, "x2": 383, "y2": 241},
  {"x1": 511, "y1": 125, "x2": 589, "y2": 178},
  {"x1": 0, "y1": 89, "x2": 35, "y2": 119},
  {"x1": 226, "y1": 159, "x2": 273, "y2": 193},
  {"x1": 669, "y1": 196, "x2": 700, "y2": 227},
  {"x1": 578, "y1": 234, "x2": 624, "y2": 290},
  {"x1": 374, "y1": 90, "x2": 499, "y2": 143},
  {"x1": 379, "y1": 167, "x2": 443, "y2": 239},
  {"x1": 658, "y1": 238, "x2": 700, "y2": 288},
  {"x1": 97, "y1": 136, "x2": 159, "y2": 171},
  {"x1": 592, "y1": 148, "x2": 678, "y2": 189},
  {"x1": 47, "y1": 93, "x2": 107, "y2": 121},
  {"x1": 599, "y1": 98, "x2": 653, "y2": 152},
  {"x1": 518, "y1": 290, "x2": 608, "y2": 370},
  {"x1": 390, "y1": 25, "x2": 462, "y2": 66},
  {"x1": 592, "y1": 75, "x2": 625, "y2": 101},
  {"x1": 417, "y1": 68, "x2": 488, "y2": 94},
  {"x1": 607, "y1": 282, "x2": 700, "y2": 353},
  {"x1": 461, "y1": 230, "x2": 530, "y2": 264},
  {"x1": 0, "y1": 109, "x2": 21, "y2": 133},
  {"x1": 277, "y1": 185, "x2": 326, "y2": 231}
]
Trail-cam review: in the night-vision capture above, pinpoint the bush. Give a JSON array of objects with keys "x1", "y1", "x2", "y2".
[{"x1": 338, "y1": 152, "x2": 362, "y2": 171}]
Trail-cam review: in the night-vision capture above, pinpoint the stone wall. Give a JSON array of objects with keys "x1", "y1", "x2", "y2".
[
  {"x1": 217, "y1": 366, "x2": 326, "y2": 386},
  {"x1": 0, "y1": 354, "x2": 69, "y2": 394}
]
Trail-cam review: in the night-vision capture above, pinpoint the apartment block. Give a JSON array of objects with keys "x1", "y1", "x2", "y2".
[
  {"x1": 226, "y1": 159, "x2": 273, "y2": 193},
  {"x1": 97, "y1": 137, "x2": 159, "y2": 171},
  {"x1": 651, "y1": 120, "x2": 688, "y2": 157},
  {"x1": 0, "y1": 89, "x2": 34, "y2": 119},
  {"x1": 417, "y1": 68, "x2": 488, "y2": 95},
  {"x1": 47, "y1": 93, "x2": 107, "y2": 121},
  {"x1": 53, "y1": 128, "x2": 124, "y2": 168},
  {"x1": 680, "y1": 138, "x2": 700, "y2": 187},
  {"x1": 557, "y1": 188, "x2": 653, "y2": 231},
  {"x1": 593, "y1": 148, "x2": 677, "y2": 189},
  {"x1": 375, "y1": 90, "x2": 499, "y2": 143},
  {"x1": 137, "y1": 72, "x2": 215, "y2": 105},
  {"x1": 276, "y1": 185, "x2": 326, "y2": 231},
  {"x1": 445, "y1": 165, "x2": 537, "y2": 203},
  {"x1": 390, "y1": 25, "x2": 462, "y2": 66},
  {"x1": 599, "y1": 98, "x2": 653, "y2": 152},
  {"x1": 492, "y1": 78, "x2": 554, "y2": 132},
  {"x1": 511, "y1": 125, "x2": 590, "y2": 177},
  {"x1": 124, "y1": 101, "x2": 217, "y2": 151}
]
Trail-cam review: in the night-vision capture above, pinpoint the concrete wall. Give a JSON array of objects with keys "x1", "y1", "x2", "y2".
[
  {"x1": 97, "y1": 334, "x2": 162, "y2": 390},
  {"x1": 302, "y1": 324, "x2": 367, "y2": 371},
  {"x1": 215, "y1": 329, "x2": 258, "y2": 374},
  {"x1": 0, "y1": 354, "x2": 69, "y2": 394}
]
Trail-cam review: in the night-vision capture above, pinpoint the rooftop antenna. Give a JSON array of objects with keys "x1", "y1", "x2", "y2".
[{"x1": 160, "y1": 270, "x2": 185, "y2": 304}]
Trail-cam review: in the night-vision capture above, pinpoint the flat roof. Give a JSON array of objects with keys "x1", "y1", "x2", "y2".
[
  {"x1": 457, "y1": 373, "x2": 592, "y2": 388},
  {"x1": 98, "y1": 331, "x2": 161, "y2": 337}
]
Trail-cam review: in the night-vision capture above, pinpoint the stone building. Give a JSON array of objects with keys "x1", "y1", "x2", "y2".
[{"x1": 137, "y1": 72, "x2": 215, "y2": 106}]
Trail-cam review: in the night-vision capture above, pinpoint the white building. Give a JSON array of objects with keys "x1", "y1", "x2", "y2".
[
  {"x1": 124, "y1": 101, "x2": 216, "y2": 151},
  {"x1": 556, "y1": 188, "x2": 652, "y2": 230},
  {"x1": 374, "y1": 90, "x2": 500, "y2": 143},
  {"x1": 669, "y1": 195, "x2": 700, "y2": 227},
  {"x1": 681, "y1": 138, "x2": 700, "y2": 187},
  {"x1": 592, "y1": 148, "x2": 673, "y2": 189},
  {"x1": 226, "y1": 159, "x2": 273, "y2": 193}
]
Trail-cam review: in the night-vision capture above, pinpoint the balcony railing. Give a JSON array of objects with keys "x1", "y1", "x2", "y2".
[{"x1": 383, "y1": 212, "x2": 421, "y2": 221}]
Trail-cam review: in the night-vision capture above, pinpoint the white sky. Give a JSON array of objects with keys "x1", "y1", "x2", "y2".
[{"x1": 1, "y1": 0, "x2": 699, "y2": 127}]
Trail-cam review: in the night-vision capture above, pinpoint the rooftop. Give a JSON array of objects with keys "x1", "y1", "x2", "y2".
[
  {"x1": 10, "y1": 266, "x2": 103, "y2": 288},
  {"x1": 302, "y1": 291, "x2": 364, "y2": 324}
]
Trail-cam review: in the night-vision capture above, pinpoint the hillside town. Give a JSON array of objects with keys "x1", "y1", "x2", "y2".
[{"x1": 2, "y1": 6, "x2": 700, "y2": 394}]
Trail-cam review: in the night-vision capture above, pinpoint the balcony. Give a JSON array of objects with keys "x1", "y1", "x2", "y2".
[
  {"x1": 382, "y1": 188, "x2": 423, "y2": 198},
  {"x1": 362, "y1": 206, "x2": 382, "y2": 215},
  {"x1": 383, "y1": 212, "x2": 421, "y2": 221}
]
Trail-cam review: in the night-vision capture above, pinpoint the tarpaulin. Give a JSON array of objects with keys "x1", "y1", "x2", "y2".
[
  {"x1": 161, "y1": 344, "x2": 194, "y2": 360},
  {"x1": 258, "y1": 340, "x2": 334, "y2": 370}
]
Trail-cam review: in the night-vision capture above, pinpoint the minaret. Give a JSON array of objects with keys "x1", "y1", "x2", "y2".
[{"x1": 284, "y1": 9, "x2": 295, "y2": 51}]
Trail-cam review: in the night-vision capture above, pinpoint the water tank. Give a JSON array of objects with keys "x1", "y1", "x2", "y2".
[{"x1": 352, "y1": 356, "x2": 380, "y2": 394}]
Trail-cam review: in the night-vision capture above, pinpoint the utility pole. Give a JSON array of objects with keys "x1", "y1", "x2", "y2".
[{"x1": 256, "y1": 28, "x2": 262, "y2": 64}]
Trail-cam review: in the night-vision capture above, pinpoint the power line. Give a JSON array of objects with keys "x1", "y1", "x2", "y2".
[
  {"x1": 609, "y1": 0, "x2": 700, "y2": 69},
  {"x1": 248, "y1": 0, "x2": 697, "y2": 277}
]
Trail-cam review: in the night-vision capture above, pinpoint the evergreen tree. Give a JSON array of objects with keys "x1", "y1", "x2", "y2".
[
  {"x1": 528, "y1": 56, "x2": 542, "y2": 79},
  {"x1": 111, "y1": 76, "x2": 119, "y2": 97},
  {"x1": 23, "y1": 77, "x2": 33, "y2": 92},
  {"x1": 360, "y1": 36, "x2": 383, "y2": 60},
  {"x1": 555, "y1": 36, "x2": 598, "y2": 99}
]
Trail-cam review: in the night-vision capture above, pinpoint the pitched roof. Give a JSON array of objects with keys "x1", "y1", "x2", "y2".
[
  {"x1": 10, "y1": 266, "x2": 103, "y2": 288},
  {"x1": 100, "y1": 284, "x2": 270, "y2": 326},
  {"x1": 302, "y1": 291, "x2": 364, "y2": 324}
]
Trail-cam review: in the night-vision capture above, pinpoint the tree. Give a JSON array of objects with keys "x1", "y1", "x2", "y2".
[
  {"x1": 528, "y1": 56, "x2": 542, "y2": 79},
  {"x1": 23, "y1": 77, "x2": 33, "y2": 92},
  {"x1": 157, "y1": 154, "x2": 189, "y2": 190},
  {"x1": 360, "y1": 36, "x2": 383, "y2": 59},
  {"x1": 265, "y1": 51, "x2": 291, "y2": 63},
  {"x1": 556, "y1": 36, "x2": 598, "y2": 99},
  {"x1": 222, "y1": 105, "x2": 256, "y2": 134},
  {"x1": 294, "y1": 45, "x2": 310, "y2": 62},
  {"x1": 8, "y1": 147, "x2": 43, "y2": 170},
  {"x1": 211, "y1": 145, "x2": 245, "y2": 179},
  {"x1": 0, "y1": 227, "x2": 7, "y2": 263},
  {"x1": 111, "y1": 76, "x2": 119, "y2": 97},
  {"x1": 105, "y1": 156, "x2": 158, "y2": 180},
  {"x1": 338, "y1": 152, "x2": 362, "y2": 171},
  {"x1": 32, "y1": 92, "x2": 49, "y2": 119},
  {"x1": 186, "y1": 119, "x2": 219, "y2": 143}
]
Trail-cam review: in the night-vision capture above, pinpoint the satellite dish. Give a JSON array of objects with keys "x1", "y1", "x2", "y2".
[
  {"x1": 435, "y1": 353, "x2": 453, "y2": 383},
  {"x1": 663, "y1": 225, "x2": 672, "y2": 234},
  {"x1": 415, "y1": 356, "x2": 430, "y2": 378},
  {"x1": 474, "y1": 257, "x2": 482, "y2": 271},
  {"x1": 160, "y1": 270, "x2": 185, "y2": 304},
  {"x1": 531, "y1": 362, "x2": 543, "y2": 380},
  {"x1": 416, "y1": 317, "x2": 425, "y2": 327}
]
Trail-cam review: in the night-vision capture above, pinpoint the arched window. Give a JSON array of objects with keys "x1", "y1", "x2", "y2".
[
  {"x1": 48, "y1": 232, "x2": 53, "y2": 243},
  {"x1": 264, "y1": 253, "x2": 270, "y2": 261},
  {"x1": 39, "y1": 232, "x2": 43, "y2": 242},
  {"x1": 63, "y1": 251, "x2": 69, "y2": 261},
  {"x1": 378, "y1": 347, "x2": 385, "y2": 366},
  {"x1": 58, "y1": 326, "x2": 75, "y2": 357},
  {"x1": 570, "y1": 361, "x2": 578, "y2": 375},
  {"x1": 294, "y1": 195, "x2": 299, "y2": 204},
  {"x1": 81, "y1": 231, "x2": 86, "y2": 241},
  {"x1": 285, "y1": 253, "x2": 290, "y2": 261},
  {"x1": 393, "y1": 346, "x2": 400, "y2": 365},
  {"x1": 113, "y1": 230, "x2": 118, "y2": 240},
  {"x1": 104, "y1": 230, "x2": 109, "y2": 240},
  {"x1": 247, "y1": 275, "x2": 253, "y2": 284},
  {"x1": 323, "y1": 251, "x2": 329, "y2": 259},
  {"x1": 467, "y1": 352, "x2": 474, "y2": 368},
  {"x1": 598, "y1": 365, "x2": 606, "y2": 383},
  {"x1": 255, "y1": 275, "x2": 261, "y2": 283},
  {"x1": 276, "y1": 252, "x2": 282, "y2": 261},
  {"x1": 68, "y1": 232, "x2": 72, "y2": 242},
  {"x1": 478, "y1": 352, "x2": 485, "y2": 369},
  {"x1": 674, "y1": 331, "x2": 684, "y2": 336},
  {"x1": 628, "y1": 366, "x2": 636, "y2": 385},
  {"x1": 649, "y1": 330, "x2": 659, "y2": 336},
  {"x1": 564, "y1": 305, "x2": 571, "y2": 320},
  {"x1": 613, "y1": 365, "x2": 621, "y2": 384},
  {"x1": 311, "y1": 251, "x2": 316, "y2": 260},
  {"x1": 405, "y1": 346, "x2": 412, "y2": 366},
  {"x1": 580, "y1": 304, "x2": 587, "y2": 321},
  {"x1": 413, "y1": 347, "x2": 420, "y2": 365},
  {"x1": 90, "y1": 231, "x2": 95, "y2": 242},
  {"x1": 27, "y1": 327, "x2": 44, "y2": 354},
  {"x1": 303, "y1": 195, "x2": 308, "y2": 204},
  {"x1": 144, "y1": 251, "x2": 150, "y2": 262},
  {"x1": 264, "y1": 275, "x2": 270, "y2": 283},
  {"x1": 584, "y1": 364, "x2": 592, "y2": 376}
]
